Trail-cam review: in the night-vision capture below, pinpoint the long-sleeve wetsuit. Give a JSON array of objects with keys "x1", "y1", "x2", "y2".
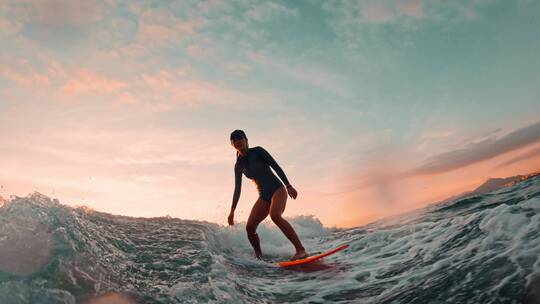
[{"x1": 231, "y1": 146, "x2": 290, "y2": 209}]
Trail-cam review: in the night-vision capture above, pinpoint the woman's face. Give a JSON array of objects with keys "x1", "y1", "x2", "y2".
[{"x1": 231, "y1": 137, "x2": 248, "y2": 151}]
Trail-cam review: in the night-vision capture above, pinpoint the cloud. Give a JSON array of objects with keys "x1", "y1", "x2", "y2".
[
  {"x1": 25, "y1": 0, "x2": 104, "y2": 27},
  {"x1": 0, "y1": 61, "x2": 129, "y2": 102},
  {"x1": 497, "y1": 145, "x2": 540, "y2": 168},
  {"x1": 454, "y1": 128, "x2": 502, "y2": 147},
  {"x1": 0, "y1": 0, "x2": 108, "y2": 50},
  {"x1": 246, "y1": 51, "x2": 351, "y2": 97},
  {"x1": 59, "y1": 69, "x2": 127, "y2": 98},
  {"x1": 0, "y1": 56, "x2": 276, "y2": 111},
  {"x1": 0, "y1": 65, "x2": 49, "y2": 87},
  {"x1": 412, "y1": 129, "x2": 456, "y2": 153},
  {"x1": 321, "y1": 0, "x2": 499, "y2": 27},
  {"x1": 322, "y1": 0, "x2": 425, "y2": 25},
  {"x1": 186, "y1": 43, "x2": 213, "y2": 59},
  {"x1": 134, "y1": 9, "x2": 199, "y2": 47},
  {"x1": 408, "y1": 120, "x2": 540, "y2": 176},
  {"x1": 0, "y1": 0, "x2": 106, "y2": 40},
  {"x1": 245, "y1": 1, "x2": 298, "y2": 21},
  {"x1": 358, "y1": 0, "x2": 425, "y2": 23},
  {"x1": 220, "y1": 62, "x2": 252, "y2": 75},
  {"x1": 398, "y1": 0, "x2": 423, "y2": 18},
  {"x1": 0, "y1": 18, "x2": 23, "y2": 36},
  {"x1": 46, "y1": 67, "x2": 275, "y2": 111},
  {"x1": 0, "y1": 0, "x2": 105, "y2": 34},
  {"x1": 1, "y1": 123, "x2": 232, "y2": 180}
]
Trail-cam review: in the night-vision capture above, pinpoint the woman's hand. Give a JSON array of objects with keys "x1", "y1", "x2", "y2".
[
  {"x1": 286, "y1": 185, "x2": 298, "y2": 199},
  {"x1": 228, "y1": 211, "x2": 235, "y2": 226}
]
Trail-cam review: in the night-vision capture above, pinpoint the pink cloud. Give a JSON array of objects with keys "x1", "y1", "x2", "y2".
[
  {"x1": 140, "y1": 70, "x2": 256, "y2": 108},
  {"x1": 330, "y1": 142, "x2": 540, "y2": 227},
  {"x1": 361, "y1": 2, "x2": 394, "y2": 23},
  {"x1": 140, "y1": 70, "x2": 187, "y2": 90},
  {"x1": 0, "y1": 58, "x2": 271, "y2": 111},
  {"x1": 398, "y1": 0, "x2": 424, "y2": 18},
  {"x1": 113, "y1": 92, "x2": 138, "y2": 106},
  {"x1": 0, "y1": 65, "x2": 49, "y2": 87},
  {"x1": 9, "y1": 0, "x2": 104, "y2": 27},
  {"x1": 137, "y1": 23, "x2": 184, "y2": 46},
  {"x1": 113, "y1": 43, "x2": 148, "y2": 59},
  {"x1": 0, "y1": 18, "x2": 22, "y2": 36},
  {"x1": 360, "y1": 0, "x2": 424, "y2": 24},
  {"x1": 0, "y1": 62, "x2": 131, "y2": 102},
  {"x1": 58, "y1": 69, "x2": 126, "y2": 98},
  {"x1": 408, "y1": 120, "x2": 540, "y2": 176},
  {"x1": 134, "y1": 9, "x2": 199, "y2": 47}
]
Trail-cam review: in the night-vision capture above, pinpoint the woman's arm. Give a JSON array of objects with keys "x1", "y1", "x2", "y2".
[
  {"x1": 258, "y1": 146, "x2": 291, "y2": 186},
  {"x1": 229, "y1": 165, "x2": 242, "y2": 225},
  {"x1": 231, "y1": 164, "x2": 242, "y2": 211}
]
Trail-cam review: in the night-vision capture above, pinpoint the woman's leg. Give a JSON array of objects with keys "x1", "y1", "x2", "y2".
[
  {"x1": 269, "y1": 186, "x2": 307, "y2": 260},
  {"x1": 246, "y1": 197, "x2": 270, "y2": 259}
]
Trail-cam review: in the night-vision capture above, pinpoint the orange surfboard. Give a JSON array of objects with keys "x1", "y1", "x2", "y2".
[{"x1": 277, "y1": 244, "x2": 349, "y2": 267}]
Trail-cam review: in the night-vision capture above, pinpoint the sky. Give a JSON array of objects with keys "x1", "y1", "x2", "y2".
[{"x1": 1, "y1": 0, "x2": 540, "y2": 228}]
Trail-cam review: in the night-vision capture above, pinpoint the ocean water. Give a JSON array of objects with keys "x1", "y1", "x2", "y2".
[{"x1": 1, "y1": 175, "x2": 539, "y2": 304}]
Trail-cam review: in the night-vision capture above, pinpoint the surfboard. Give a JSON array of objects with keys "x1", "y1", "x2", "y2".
[{"x1": 277, "y1": 244, "x2": 349, "y2": 267}]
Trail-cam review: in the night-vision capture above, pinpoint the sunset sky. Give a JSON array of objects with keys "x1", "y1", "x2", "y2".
[{"x1": 1, "y1": 0, "x2": 540, "y2": 228}]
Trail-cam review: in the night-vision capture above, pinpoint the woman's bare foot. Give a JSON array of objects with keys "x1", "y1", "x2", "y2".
[
  {"x1": 290, "y1": 249, "x2": 308, "y2": 261},
  {"x1": 255, "y1": 250, "x2": 262, "y2": 260}
]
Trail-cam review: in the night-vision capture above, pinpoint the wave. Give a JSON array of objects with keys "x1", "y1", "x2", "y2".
[{"x1": 1, "y1": 175, "x2": 539, "y2": 303}]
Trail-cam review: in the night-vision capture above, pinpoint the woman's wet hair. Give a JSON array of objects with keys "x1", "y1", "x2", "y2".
[{"x1": 230, "y1": 129, "x2": 247, "y2": 140}]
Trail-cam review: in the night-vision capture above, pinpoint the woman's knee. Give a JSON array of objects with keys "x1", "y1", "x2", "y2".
[
  {"x1": 270, "y1": 212, "x2": 282, "y2": 223},
  {"x1": 246, "y1": 222, "x2": 257, "y2": 234}
]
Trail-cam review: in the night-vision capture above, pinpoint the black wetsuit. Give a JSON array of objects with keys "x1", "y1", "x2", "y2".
[{"x1": 232, "y1": 146, "x2": 290, "y2": 208}]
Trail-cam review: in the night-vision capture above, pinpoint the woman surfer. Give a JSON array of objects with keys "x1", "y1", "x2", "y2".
[{"x1": 227, "y1": 130, "x2": 308, "y2": 261}]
